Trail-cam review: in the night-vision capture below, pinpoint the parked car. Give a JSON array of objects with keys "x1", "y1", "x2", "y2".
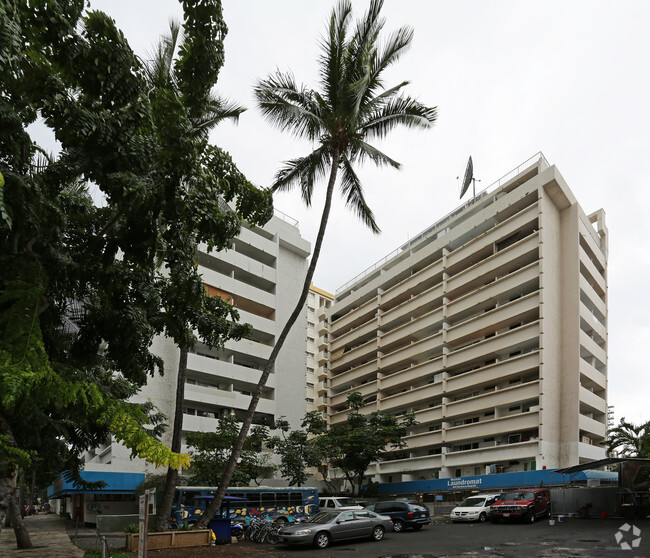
[
  {"x1": 318, "y1": 496, "x2": 363, "y2": 510},
  {"x1": 450, "y1": 493, "x2": 500, "y2": 523},
  {"x1": 278, "y1": 509, "x2": 392, "y2": 549},
  {"x1": 490, "y1": 489, "x2": 551, "y2": 523},
  {"x1": 365, "y1": 500, "x2": 431, "y2": 532}
]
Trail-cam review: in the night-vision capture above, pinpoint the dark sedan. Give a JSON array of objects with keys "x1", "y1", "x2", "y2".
[
  {"x1": 278, "y1": 509, "x2": 393, "y2": 549},
  {"x1": 365, "y1": 501, "x2": 431, "y2": 532}
]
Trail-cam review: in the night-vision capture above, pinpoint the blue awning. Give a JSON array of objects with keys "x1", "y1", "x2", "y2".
[{"x1": 47, "y1": 471, "x2": 145, "y2": 499}]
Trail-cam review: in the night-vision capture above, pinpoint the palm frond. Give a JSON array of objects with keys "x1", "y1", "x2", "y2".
[
  {"x1": 254, "y1": 71, "x2": 324, "y2": 141},
  {"x1": 146, "y1": 19, "x2": 181, "y2": 89},
  {"x1": 339, "y1": 156, "x2": 380, "y2": 233},
  {"x1": 319, "y1": 0, "x2": 353, "y2": 109},
  {"x1": 194, "y1": 95, "x2": 246, "y2": 137},
  {"x1": 349, "y1": 141, "x2": 401, "y2": 170},
  {"x1": 272, "y1": 147, "x2": 331, "y2": 207},
  {"x1": 362, "y1": 95, "x2": 437, "y2": 140}
]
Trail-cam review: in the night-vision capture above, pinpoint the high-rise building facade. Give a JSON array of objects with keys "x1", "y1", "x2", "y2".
[
  {"x1": 84, "y1": 212, "x2": 311, "y2": 473},
  {"x1": 327, "y1": 154, "x2": 608, "y2": 482},
  {"x1": 306, "y1": 284, "x2": 334, "y2": 417}
]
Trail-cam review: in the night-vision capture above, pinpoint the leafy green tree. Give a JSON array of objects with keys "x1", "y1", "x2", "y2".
[
  {"x1": 186, "y1": 415, "x2": 273, "y2": 487},
  {"x1": 0, "y1": 0, "x2": 271, "y2": 546},
  {"x1": 268, "y1": 416, "x2": 322, "y2": 486},
  {"x1": 198, "y1": 0, "x2": 436, "y2": 527},
  {"x1": 604, "y1": 418, "x2": 650, "y2": 457},
  {"x1": 304, "y1": 392, "x2": 415, "y2": 496}
]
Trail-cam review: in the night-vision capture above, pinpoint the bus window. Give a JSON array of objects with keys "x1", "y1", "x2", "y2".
[
  {"x1": 261, "y1": 493, "x2": 275, "y2": 508},
  {"x1": 289, "y1": 492, "x2": 302, "y2": 505},
  {"x1": 275, "y1": 493, "x2": 289, "y2": 508},
  {"x1": 181, "y1": 491, "x2": 202, "y2": 507},
  {"x1": 245, "y1": 493, "x2": 260, "y2": 507}
]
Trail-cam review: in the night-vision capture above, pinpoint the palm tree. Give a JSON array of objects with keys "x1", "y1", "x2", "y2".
[
  {"x1": 146, "y1": 20, "x2": 246, "y2": 532},
  {"x1": 197, "y1": 0, "x2": 437, "y2": 527},
  {"x1": 605, "y1": 418, "x2": 650, "y2": 457}
]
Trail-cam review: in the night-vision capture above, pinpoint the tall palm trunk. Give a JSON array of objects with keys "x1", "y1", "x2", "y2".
[
  {"x1": 197, "y1": 149, "x2": 342, "y2": 528},
  {"x1": 155, "y1": 348, "x2": 188, "y2": 531}
]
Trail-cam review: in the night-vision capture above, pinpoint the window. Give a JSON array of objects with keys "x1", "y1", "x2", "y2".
[
  {"x1": 307, "y1": 367, "x2": 315, "y2": 373},
  {"x1": 508, "y1": 433, "x2": 522, "y2": 444},
  {"x1": 307, "y1": 337, "x2": 315, "y2": 343},
  {"x1": 306, "y1": 382, "x2": 314, "y2": 389}
]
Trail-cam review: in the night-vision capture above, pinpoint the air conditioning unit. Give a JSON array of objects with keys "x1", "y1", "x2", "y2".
[{"x1": 581, "y1": 436, "x2": 591, "y2": 444}]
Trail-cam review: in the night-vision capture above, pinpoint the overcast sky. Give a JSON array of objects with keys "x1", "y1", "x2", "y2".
[{"x1": 83, "y1": 0, "x2": 649, "y2": 423}]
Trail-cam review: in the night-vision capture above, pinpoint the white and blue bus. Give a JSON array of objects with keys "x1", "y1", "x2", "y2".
[{"x1": 171, "y1": 486, "x2": 319, "y2": 526}]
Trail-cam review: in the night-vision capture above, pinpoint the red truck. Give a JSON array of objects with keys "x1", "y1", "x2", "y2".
[{"x1": 490, "y1": 488, "x2": 551, "y2": 523}]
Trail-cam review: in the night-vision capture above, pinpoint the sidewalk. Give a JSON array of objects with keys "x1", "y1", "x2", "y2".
[{"x1": 0, "y1": 514, "x2": 85, "y2": 557}]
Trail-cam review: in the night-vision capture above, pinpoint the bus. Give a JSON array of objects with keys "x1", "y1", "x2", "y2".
[{"x1": 170, "y1": 486, "x2": 319, "y2": 527}]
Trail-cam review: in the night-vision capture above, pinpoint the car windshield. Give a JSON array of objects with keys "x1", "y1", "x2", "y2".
[
  {"x1": 306, "y1": 512, "x2": 339, "y2": 524},
  {"x1": 500, "y1": 492, "x2": 534, "y2": 501},
  {"x1": 459, "y1": 497, "x2": 485, "y2": 507},
  {"x1": 334, "y1": 498, "x2": 358, "y2": 507}
]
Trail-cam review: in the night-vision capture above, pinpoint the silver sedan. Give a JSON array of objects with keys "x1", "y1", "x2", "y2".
[{"x1": 278, "y1": 509, "x2": 393, "y2": 549}]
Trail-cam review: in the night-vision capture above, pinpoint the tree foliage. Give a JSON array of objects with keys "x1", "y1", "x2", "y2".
[
  {"x1": 186, "y1": 415, "x2": 274, "y2": 487},
  {"x1": 0, "y1": 0, "x2": 271, "y2": 545},
  {"x1": 268, "y1": 416, "x2": 321, "y2": 487},
  {"x1": 198, "y1": 0, "x2": 436, "y2": 527},
  {"x1": 604, "y1": 418, "x2": 650, "y2": 458},
  {"x1": 305, "y1": 393, "x2": 415, "y2": 495}
]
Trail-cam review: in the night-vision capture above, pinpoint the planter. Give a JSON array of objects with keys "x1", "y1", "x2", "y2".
[{"x1": 125, "y1": 530, "x2": 212, "y2": 552}]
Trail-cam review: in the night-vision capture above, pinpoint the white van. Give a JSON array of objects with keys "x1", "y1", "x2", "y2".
[
  {"x1": 450, "y1": 493, "x2": 501, "y2": 522},
  {"x1": 318, "y1": 497, "x2": 363, "y2": 511}
]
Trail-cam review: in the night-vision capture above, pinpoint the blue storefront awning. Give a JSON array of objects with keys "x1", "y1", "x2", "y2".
[{"x1": 47, "y1": 471, "x2": 145, "y2": 499}]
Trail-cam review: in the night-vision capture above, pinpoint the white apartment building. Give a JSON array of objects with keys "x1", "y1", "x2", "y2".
[
  {"x1": 84, "y1": 212, "x2": 311, "y2": 473},
  {"x1": 327, "y1": 154, "x2": 608, "y2": 483},
  {"x1": 306, "y1": 284, "x2": 334, "y2": 417}
]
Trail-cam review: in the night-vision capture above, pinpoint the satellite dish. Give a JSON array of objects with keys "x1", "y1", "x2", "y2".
[{"x1": 459, "y1": 156, "x2": 473, "y2": 199}]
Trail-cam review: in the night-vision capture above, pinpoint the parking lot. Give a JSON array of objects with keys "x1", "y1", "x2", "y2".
[{"x1": 224, "y1": 516, "x2": 650, "y2": 558}]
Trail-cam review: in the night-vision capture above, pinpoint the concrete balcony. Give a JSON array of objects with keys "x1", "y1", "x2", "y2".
[
  {"x1": 446, "y1": 321, "x2": 540, "y2": 369},
  {"x1": 579, "y1": 246, "x2": 606, "y2": 296},
  {"x1": 443, "y1": 439, "x2": 538, "y2": 468},
  {"x1": 330, "y1": 360, "x2": 377, "y2": 390},
  {"x1": 380, "y1": 382, "x2": 444, "y2": 413},
  {"x1": 447, "y1": 262, "x2": 539, "y2": 318},
  {"x1": 316, "y1": 305, "x2": 328, "y2": 321},
  {"x1": 377, "y1": 454, "x2": 443, "y2": 475},
  {"x1": 579, "y1": 330, "x2": 607, "y2": 365},
  {"x1": 446, "y1": 234, "x2": 539, "y2": 297},
  {"x1": 446, "y1": 381, "x2": 540, "y2": 418},
  {"x1": 224, "y1": 337, "x2": 272, "y2": 362},
  {"x1": 330, "y1": 338, "x2": 378, "y2": 372},
  {"x1": 579, "y1": 385, "x2": 607, "y2": 415},
  {"x1": 330, "y1": 319, "x2": 377, "y2": 353},
  {"x1": 579, "y1": 414, "x2": 606, "y2": 438},
  {"x1": 446, "y1": 351, "x2": 540, "y2": 394},
  {"x1": 317, "y1": 351, "x2": 329, "y2": 365},
  {"x1": 329, "y1": 403, "x2": 375, "y2": 425},
  {"x1": 578, "y1": 441, "x2": 607, "y2": 461},
  {"x1": 317, "y1": 335, "x2": 329, "y2": 350},
  {"x1": 579, "y1": 301, "x2": 607, "y2": 342},
  {"x1": 405, "y1": 430, "x2": 443, "y2": 449},
  {"x1": 411, "y1": 406, "x2": 444, "y2": 425},
  {"x1": 187, "y1": 353, "x2": 273, "y2": 387},
  {"x1": 201, "y1": 267, "x2": 275, "y2": 309},
  {"x1": 237, "y1": 309, "x2": 275, "y2": 337},
  {"x1": 378, "y1": 258, "x2": 444, "y2": 311},
  {"x1": 579, "y1": 359, "x2": 606, "y2": 391},
  {"x1": 446, "y1": 202, "x2": 538, "y2": 271},
  {"x1": 331, "y1": 296, "x2": 378, "y2": 336},
  {"x1": 380, "y1": 357, "x2": 444, "y2": 392},
  {"x1": 379, "y1": 307, "x2": 444, "y2": 351},
  {"x1": 447, "y1": 293, "x2": 539, "y2": 346},
  {"x1": 236, "y1": 225, "x2": 277, "y2": 255},
  {"x1": 579, "y1": 277, "x2": 606, "y2": 317},
  {"x1": 182, "y1": 413, "x2": 219, "y2": 433},
  {"x1": 184, "y1": 383, "x2": 275, "y2": 415},
  {"x1": 330, "y1": 380, "x2": 378, "y2": 406},
  {"x1": 445, "y1": 411, "x2": 540, "y2": 443},
  {"x1": 317, "y1": 366, "x2": 328, "y2": 380},
  {"x1": 379, "y1": 331, "x2": 444, "y2": 372},
  {"x1": 379, "y1": 284, "x2": 444, "y2": 331},
  {"x1": 578, "y1": 219, "x2": 607, "y2": 270}
]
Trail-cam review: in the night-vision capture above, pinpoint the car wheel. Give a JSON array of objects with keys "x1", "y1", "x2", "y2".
[
  {"x1": 478, "y1": 512, "x2": 487, "y2": 523},
  {"x1": 525, "y1": 510, "x2": 535, "y2": 524},
  {"x1": 393, "y1": 519, "x2": 405, "y2": 532},
  {"x1": 314, "y1": 532, "x2": 330, "y2": 549},
  {"x1": 411, "y1": 524, "x2": 423, "y2": 530},
  {"x1": 274, "y1": 517, "x2": 288, "y2": 524},
  {"x1": 371, "y1": 526, "x2": 385, "y2": 541}
]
